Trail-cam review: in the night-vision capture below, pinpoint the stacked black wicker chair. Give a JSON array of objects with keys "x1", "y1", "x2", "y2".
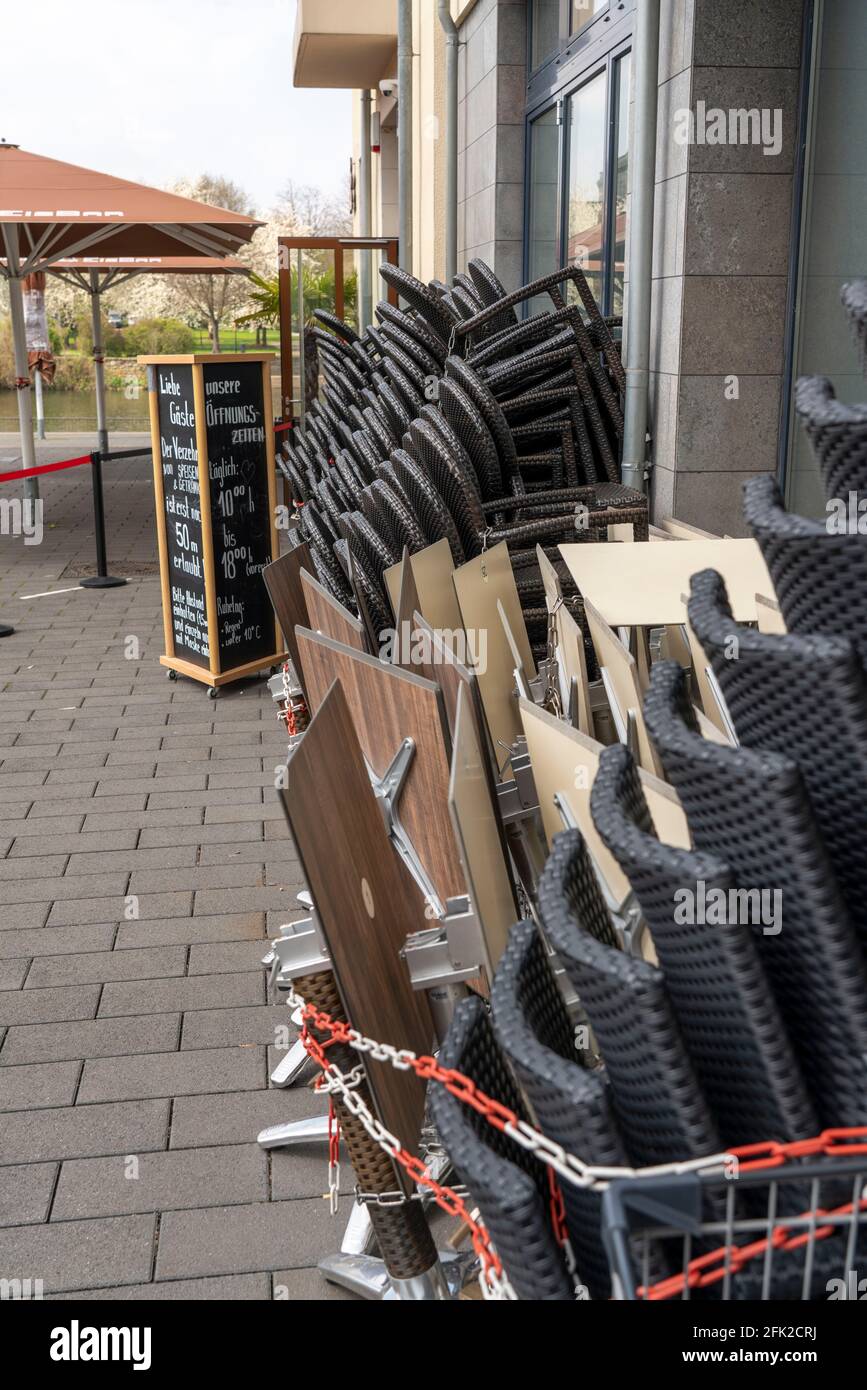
[
  {"x1": 687, "y1": 568, "x2": 867, "y2": 959},
  {"x1": 643, "y1": 661, "x2": 867, "y2": 1130},
  {"x1": 282, "y1": 257, "x2": 647, "y2": 660},
  {"x1": 428, "y1": 996, "x2": 575, "y2": 1301},
  {"x1": 743, "y1": 474, "x2": 867, "y2": 666},
  {"x1": 537, "y1": 829, "x2": 723, "y2": 1174},
  {"x1": 490, "y1": 918, "x2": 662, "y2": 1300},
  {"x1": 794, "y1": 374, "x2": 867, "y2": 501},
  {"x1": 589, "y1": 743, "x2": 818, "y2": 1150}
]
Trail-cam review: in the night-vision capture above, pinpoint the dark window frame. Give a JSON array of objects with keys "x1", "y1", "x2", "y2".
[{"x1": 524, "y1": 4, "x2": 634, "y2": 316}]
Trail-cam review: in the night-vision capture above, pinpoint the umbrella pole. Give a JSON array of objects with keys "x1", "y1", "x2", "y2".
[
  {"x1": 89, "y1": 271, "x2": 109, "y2": 460},
  {"x1": 80, "y1": 272, "x2": 125, "y2": 591},
  {"x1": 34, "y1": 368, "x2": 45, "y2": 439},
  {"x1": 1, "y1": 228, "x2": 39, "y2": 505}
]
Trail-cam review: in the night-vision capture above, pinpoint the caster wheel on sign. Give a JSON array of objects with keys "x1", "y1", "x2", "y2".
[
  {"x1": 167, "y1": 670, "x2": 178, "y2": 681},
  {"x1": 208, "y1": 687, "x2": 219, "y2": 700}
]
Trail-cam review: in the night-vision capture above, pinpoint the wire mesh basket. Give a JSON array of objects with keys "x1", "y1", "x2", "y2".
[{"x1": 601, "y1": 1132, "x2": 867, "y2": 1301}]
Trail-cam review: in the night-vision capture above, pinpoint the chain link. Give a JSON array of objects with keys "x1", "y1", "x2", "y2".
[{"x1": 290, "y1": 986, "x2": 867, "y2": 1301}]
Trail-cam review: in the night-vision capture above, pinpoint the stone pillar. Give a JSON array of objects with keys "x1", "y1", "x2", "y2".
[
  {"x1": 649, "y1": 0, "x2": 806, "y2": 534},
  {"x1": 458, "y1": 0, "x2": 527, "y2": 291}
]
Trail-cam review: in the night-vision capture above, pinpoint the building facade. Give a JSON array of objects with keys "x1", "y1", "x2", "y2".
[{"x1": 293, "y1": 0, "x2": 867, "y2": 533}]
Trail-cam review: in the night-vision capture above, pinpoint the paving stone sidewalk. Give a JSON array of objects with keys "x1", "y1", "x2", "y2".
[{"x1": 0, "y1": 437, "x2": 353, "y2": 1300}]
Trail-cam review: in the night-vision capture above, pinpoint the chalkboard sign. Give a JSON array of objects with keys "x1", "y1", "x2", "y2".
[
  {"x1": 154, "y1": 364, "x2": 210, "y2": 668},
  {"x1": 203, "y1": 361, "x2": 274, "y2": 671},
  {"x1": 143, "y1": 353, "x2": 285, "y2": 690}
]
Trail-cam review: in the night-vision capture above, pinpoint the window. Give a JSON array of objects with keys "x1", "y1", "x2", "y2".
[
  {"x1": 528, "y1": 107, "x2": 561, "y2": 285},
  {"x1": 565, "y1": 70, "x2": 607, "y2": 309},
  {"x1": 531, "y1": 0, "x2": 561, "y2": 72},
  {"x1": 571, "y1": 0, "x2": 608, "y2": 39},
  {"x1": 784, "y1": 0, "x2": 867, "y2": 516},
  {"x1": 524, "y1": 25, "x2": 633, "y2": 318}
]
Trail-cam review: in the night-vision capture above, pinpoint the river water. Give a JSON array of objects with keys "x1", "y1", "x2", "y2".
[{"x1": 0, "y1": 389, "x2": 150, "y2": 432}]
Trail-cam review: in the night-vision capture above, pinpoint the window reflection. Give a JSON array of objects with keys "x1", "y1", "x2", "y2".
[
  {"x1": 612, "y1": 53, "x2": 631, "y2": 316},
  {"x1": 531, "y1": 0, "x2": 560, "y2": 71},
  {"x1": 571, "y1": 0, "x2": 608, "y2": 38},
  {"x1": 566, "y1": 71, "x2": 607, "y2": 311},
  {"x1": 528, "y1": 106, "x2": 561, "y2": 300}
]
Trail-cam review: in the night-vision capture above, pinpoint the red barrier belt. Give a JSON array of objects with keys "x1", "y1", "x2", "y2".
[{"x1": 0, "y1": 453, "x2": 93, "y2": 485}]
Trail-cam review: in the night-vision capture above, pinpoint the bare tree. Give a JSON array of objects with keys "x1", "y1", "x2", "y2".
[{"x1": 170, "y1": 175, "x2": 256, "y2": 350}]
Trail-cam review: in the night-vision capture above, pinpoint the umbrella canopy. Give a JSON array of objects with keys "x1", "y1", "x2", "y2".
[
  {"x1": 0, "y1": 144, "x2": 262, "y2": 495},
  {"x1": 0, "y1": 146, "x2": 260, "y2": 268}
]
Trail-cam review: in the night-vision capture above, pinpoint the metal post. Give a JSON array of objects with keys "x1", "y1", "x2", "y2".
[
  {"x1": 437, "y1": 0, "x2": 459, "y2": 284},
  {"x1": 89, "y1": 270, "x2": 109, "y2": 460},
  {"x1": 2, "y1": 226, "x2": 39, "y2": 505},
  {"x1": 33, "y1": 368, "x2": 46, "y2": 440},
  {"x1": 397, "y1": 0, "x2": 414, "y2": 274},
  {"x1": 79, "y1": 451, "x2": 126, "y2": 590},
  {"x1": 359, "y1": 90, "x2": 373, "y2": 332},
  {"x1": 621, "y1": 0, "x2": 660, "y2": 494},
  {"x1": 297, "y1": 248, "x2": 307, "y2": 428}
]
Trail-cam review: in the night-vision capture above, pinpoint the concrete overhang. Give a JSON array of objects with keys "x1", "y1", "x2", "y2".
[{"x1": 294, "y1": 0, "x2": 398, "y2": 89}]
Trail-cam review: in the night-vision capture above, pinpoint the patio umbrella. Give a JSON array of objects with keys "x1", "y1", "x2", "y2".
[{"x1": 0, "y1": 142, "x2": 261, "y2": 500}]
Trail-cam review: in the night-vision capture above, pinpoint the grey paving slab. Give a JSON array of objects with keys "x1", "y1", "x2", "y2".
[
  {"x1": 170, "y1": 1086, "x2": 321, "y2": 1149},
  {"x1": 181, "y1": 1004, "x2": 290, "y2": 1050},
  {"x1": 0, "y1": 924, "x2": 116, "y2": 960},
  {"x1": 0, "y1": 959, "x2": 29, "y2": 990},
  {"x1": 99, "y1": 972, "x2": 264, "y2": 1019},
  {"x1": 52, "y1": 1143, "x2": 267, "y2": 1221},
  {"x1": 0, "y1": 1099, "x2": 171, "y2": 1165},
  {"x1": 78, "y1": 1045, "x2": 266, "y2": 1103},
  {"x1": 0, "y1": 1213, "x2": 156, "y2": 1293},
  {"x1": 47, "y1": 889, "x2": 192, "y2": 927},
  {"x1": 0, "y1": 1162, "x2": 58, "y2": 1226},
  {"x1": 45, "y1": 1273, "x2": 270, "y2": 1300},
  {"x1": 25, "y1": 944, "x2": 186, "y2": 988},
  {"x1": 0, "y1": 1060, "x2": 82, "y2": 1112},
  {"x1": 156, "y1": 1199, "x2": 339, "y2": 1279},
  {"x1": 0, "y1": 1012, "x2": 180, "y2": 1065},
  {"x1": 114, "y1": 913, "x2": 266, "y2": 950},
  {"x1": 0, "y1": 983, "x2": 101, "y2": 1027},
  {"x1": 188, "y1": 941, "x2": 271, "y2": 975}
]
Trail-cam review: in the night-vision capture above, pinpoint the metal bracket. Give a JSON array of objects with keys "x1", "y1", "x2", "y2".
[
  {"x1": 403, "y1": 893, "x2": 486, "y2": 992},
  {"x1": 368, "y1": 739, "x2": 446, "y2": 920},
  {"x1": 267, "y1": 909, "x2": 331, "y2": 987}
]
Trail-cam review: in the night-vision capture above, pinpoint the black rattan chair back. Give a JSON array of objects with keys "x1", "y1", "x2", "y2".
[
  {"x1": 644, "y1": 660, "x2": 867, "y2": 1127},
  {"x1": 688, "y1": 567, "x2": 867, "y2": 958},
  {"x1": 430, "y1": 997, "x2": 574, "y2": 1300},
  {"x1": 590, "y1": 743, "x2": 818, "y2": 1147},
  {"x1": 538, "y1": 830, "x2": 722, "y2": 1169}
]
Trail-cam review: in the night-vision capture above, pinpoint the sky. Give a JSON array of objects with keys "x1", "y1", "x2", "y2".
[{"x1": 1, "y1": 0, "x2": 352, "y2": 214}]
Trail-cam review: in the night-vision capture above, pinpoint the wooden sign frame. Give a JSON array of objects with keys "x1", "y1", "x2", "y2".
[{"x1": 143, "y1": 353, "x2": 285, "y2": 689}]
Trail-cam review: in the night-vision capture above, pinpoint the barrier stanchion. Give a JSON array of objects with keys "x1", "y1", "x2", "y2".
[{"x1": 79, "y1": 451, "x2": 126, "y2": 590}]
